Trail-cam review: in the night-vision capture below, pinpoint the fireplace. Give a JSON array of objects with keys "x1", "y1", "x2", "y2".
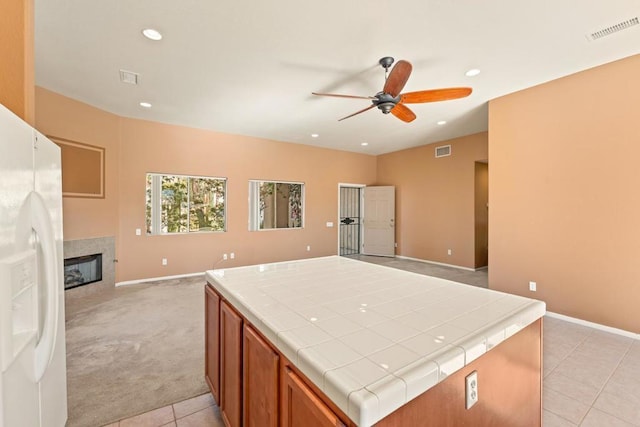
[{"x1": 64, "y1": 253, "x2": 103, "y2": 290}]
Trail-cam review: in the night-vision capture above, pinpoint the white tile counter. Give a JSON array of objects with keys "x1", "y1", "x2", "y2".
[{"x1": 205, "y1": 256, "x2": 545, "y2": 426}]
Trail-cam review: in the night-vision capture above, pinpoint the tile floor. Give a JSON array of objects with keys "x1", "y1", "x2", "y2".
[
  {"x1": 103, "y1": 257, "x2": 640, "y2": 426},
  {"x1": 103, "y1": 393, "x2": 222, "y2": 427},
  {"x1": 543, "y1": 316, "x2": 640, "y2": 426}
]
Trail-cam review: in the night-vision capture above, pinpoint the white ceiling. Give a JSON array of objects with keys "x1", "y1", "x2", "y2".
[{"x1": 34, "y1": 0, "x2": 640, "y2": 155}]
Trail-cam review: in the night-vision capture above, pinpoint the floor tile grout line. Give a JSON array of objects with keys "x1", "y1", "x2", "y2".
[
  {"x1": 172, "y1": 394, "x2": 216, "y2": 422},
  {"x1": 541, "y1": 326, "x2": 637, "y2": 426},
  {"x1": 576, "y1": 340, "x2": 636, "y2": 426},
  {"x1": 171, "y1": 403, "x2": 177, "y2": 422},
  {"x1": 543, "y1": 327, "x2": 593, "y2": 379}
]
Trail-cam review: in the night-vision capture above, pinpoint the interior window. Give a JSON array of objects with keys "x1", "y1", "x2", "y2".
[
  {"x1": 146, "y1": 173, "x2": 226, "y2": 234},
  {"x1": 249, "y1": 181, "x2": 304, "y2": 230}
]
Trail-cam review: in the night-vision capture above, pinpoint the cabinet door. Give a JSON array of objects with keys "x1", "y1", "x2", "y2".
[
  {"x1": 220, "y1": 301, "x2": 243, "y2": 427},
  {"x1": 204, "y1": 285, "x2": 220, "y2": 404},
  {"x1": 244, "y1": 325, "x2": 279, "y2": 427},
  {"x1": 281, "y1": 367, "x2": 345, "y2": 427}
]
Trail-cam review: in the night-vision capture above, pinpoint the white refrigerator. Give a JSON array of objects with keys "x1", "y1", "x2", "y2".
[{"x1": 0, "y1": 104, "x2": 68, "y2": 427}]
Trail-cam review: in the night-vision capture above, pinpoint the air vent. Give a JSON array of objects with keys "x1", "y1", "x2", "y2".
[
  {"x1": 435, "y1": 145, "x2": 451, "y2": 158},
  {"x1": 587, "y1": 17, "x2": 638, "y2": 41},
  {"x1": 119, "y1": 69, "x2": 139, "y2": 85}
]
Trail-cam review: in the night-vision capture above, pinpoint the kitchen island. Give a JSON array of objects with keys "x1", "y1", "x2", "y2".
[{"x1": 205, "y1": 256, "x2": 545, "y2": 426}]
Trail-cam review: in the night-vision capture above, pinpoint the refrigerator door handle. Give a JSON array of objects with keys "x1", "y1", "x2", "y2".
[{"x1": 29, "y1": 191, "x2": 60, "y2": 382}]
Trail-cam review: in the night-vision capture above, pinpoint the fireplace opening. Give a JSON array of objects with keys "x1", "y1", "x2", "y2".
[{"x1": 64, "y1": 253, "x2": 102, "y2": 290}]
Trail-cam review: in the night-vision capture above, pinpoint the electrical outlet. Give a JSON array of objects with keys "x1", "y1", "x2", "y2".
[
  {"x1": 447, "y1": 249, "x2": 452, "y2": 256},
  {"x1": 223, "y1": 253, "x2": 228, "y2": 260},
  {"x1": 529, "y1": 281, "x2": 537, "y2": 292},
  {"x1": 465, "y1": 371, "x2": 478, "y2": 409},
  {"x1": 162, "y1": 258, "x2": 167, "y2": 266},
  {"x1": 306, "y1": 245, "x2": 311, "y2": 251},
  {"x1": 230, "y1": 253, "x2": 235, "y2": 259},
  {"x1": 135, "y1": 228, "x2": 141, "y2": 236},
  {"x1": 394, "y1": 242, "x2": 398, "y2": 248}
]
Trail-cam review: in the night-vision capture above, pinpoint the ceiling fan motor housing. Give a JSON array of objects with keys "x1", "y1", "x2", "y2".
[{"x1": 373, "y1": 92, "x2": 400, "y2": 114}]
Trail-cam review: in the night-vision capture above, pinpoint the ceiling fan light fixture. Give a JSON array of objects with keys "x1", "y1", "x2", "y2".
[
  {"x1": 465, "y1": 68, "x2": 481, "y2": 77},
  {"x1": 361, "y1": 142, "x2": 369, "y2": 146},
  {"x1": 378, "y1": 102, "x2": 395, "y2": 114},
  {"x1": 311, "y1": 133, "x2": 319, "y2": 138},
  {"x1": 142, "y1": 28, "x2": 163, "y2": 41}
]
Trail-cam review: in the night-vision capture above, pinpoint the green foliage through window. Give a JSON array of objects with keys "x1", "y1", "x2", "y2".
[
  {"x1": 249, "y1": 181, "x2": 304, "y2": 230},
  {"x1": 146, "y1": 173, "x2": 226, "y2": 234}
]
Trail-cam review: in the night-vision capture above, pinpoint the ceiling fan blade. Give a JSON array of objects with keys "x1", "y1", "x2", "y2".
[
  {"x1": 391, "y1": 103, "x2": 416, "y2": 123},
  {"x1": 383, "y1": 60, "x2": 412, "y2": 97},
  {"x1": 338, "y1": 104, "x2": 375, "y2": 121},
  {"x1": 312, "y1": 92, "x2": 375, "y2": 100},
  {"x1": 400, "y1": 87, "x2": 472, "y2": 104}
]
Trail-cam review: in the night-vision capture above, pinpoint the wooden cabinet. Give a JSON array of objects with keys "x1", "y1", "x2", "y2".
[
  {"x1": 243, "y1": 325, "x2": 279, "y2": 427},
  {"x1": 220, "y1": 300, "x2": 243, "y2": 427},
  {"x1": 204, "y1": 285, "x2": 220, "y2": 404},
  {"x1": 206, "y1": 284, "x2": 349, "y2": 427},
  {"x1": 281, "y1": 366, "x2": 345, "y2": 427}
]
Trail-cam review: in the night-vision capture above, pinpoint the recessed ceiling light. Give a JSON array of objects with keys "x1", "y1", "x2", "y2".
[
  {"x1": 311, "y1": 133, "x2": 319, "y2": 138},
  {"x1": 139, "y1": 102, "x2": 152, "y2": 108},
  {"x1": 142, "y1": 28, "x2": 162, "y2": 41},
  {"x1": 437, "y1": 120, "x2": 447, "y2": 125},
  {"x1": 465, "y1": 68, "x2": 481, "y2": 77},
  {"x1": 361, "y1": 142, "x2": 369, "y2": 146}
]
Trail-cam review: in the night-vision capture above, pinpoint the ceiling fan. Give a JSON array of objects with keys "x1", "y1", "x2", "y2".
[{"x1": 312, "y1": 57, "x2": 472, "y2": 123}]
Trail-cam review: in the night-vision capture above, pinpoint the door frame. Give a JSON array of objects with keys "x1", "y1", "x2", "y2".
[{"x1": 337, "y1": 183, "x2": 365, "y2": 256}]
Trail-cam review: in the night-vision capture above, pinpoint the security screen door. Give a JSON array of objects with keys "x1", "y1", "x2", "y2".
[{"x1": 339, "y1": 186, "x2": 361, "y2": 256}]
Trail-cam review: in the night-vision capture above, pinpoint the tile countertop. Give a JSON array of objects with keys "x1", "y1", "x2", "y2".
[{"x1": 205, "y1": 256, "x2": 546, "y2": 426}]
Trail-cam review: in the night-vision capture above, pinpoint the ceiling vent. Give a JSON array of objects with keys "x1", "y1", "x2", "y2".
[
  {"x1": 119, "y1": 69, "x2": 139, "y2": 85},
  {"x1": 587, "y1": 17, "x2": 638, "y2": 41},
  {"x1": 435, "y1": 145, "x2": 451, "y2": 158}
]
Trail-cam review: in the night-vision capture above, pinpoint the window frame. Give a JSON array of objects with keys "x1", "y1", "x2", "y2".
[
  {"x1": 146, "y1": 172, "x2": 227, "y2": 235},
  {"x1": 248, "y1": 180, "x2": 305, "y2": 231}
]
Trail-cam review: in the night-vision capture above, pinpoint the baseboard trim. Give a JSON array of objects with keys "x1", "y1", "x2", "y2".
[
  {"x1": 546, "y1": 311, "x2": 639, "y2": 340},
  {"x1": 116, "y1": 271, "x2": 204, "y2": 287},
  {"x1": 395, "y1": 255, "x2": 478, "y2": 272}
]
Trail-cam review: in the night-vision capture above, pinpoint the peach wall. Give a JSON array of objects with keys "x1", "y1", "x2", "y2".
[
  {"x1": 489, "y1": 54, "x2": 640, "y2": 332},
  {"x1": 34, "y1": 88, "x2": 376, "y2": 281},
  {"x1": 376, "y1": 133, "x2": 488, "y2": 269},
  {"x1": 117, "y1": 119, "x2": 377, "y2": 281},
  {"x1": 0, "y1": 0, "x2": 34, "y2": 124},
  {"x1": 34, "y1": 87, "x2": 120, "y2": 241}
]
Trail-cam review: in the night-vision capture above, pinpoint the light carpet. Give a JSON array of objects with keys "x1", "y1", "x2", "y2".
[{"x1": 64, "y1": 275, "x2": 208, "y2": 427}]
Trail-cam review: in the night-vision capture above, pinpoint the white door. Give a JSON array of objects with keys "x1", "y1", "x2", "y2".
[{"x1": 362, "y1": 186, "x2": 395, "y2": 257}]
